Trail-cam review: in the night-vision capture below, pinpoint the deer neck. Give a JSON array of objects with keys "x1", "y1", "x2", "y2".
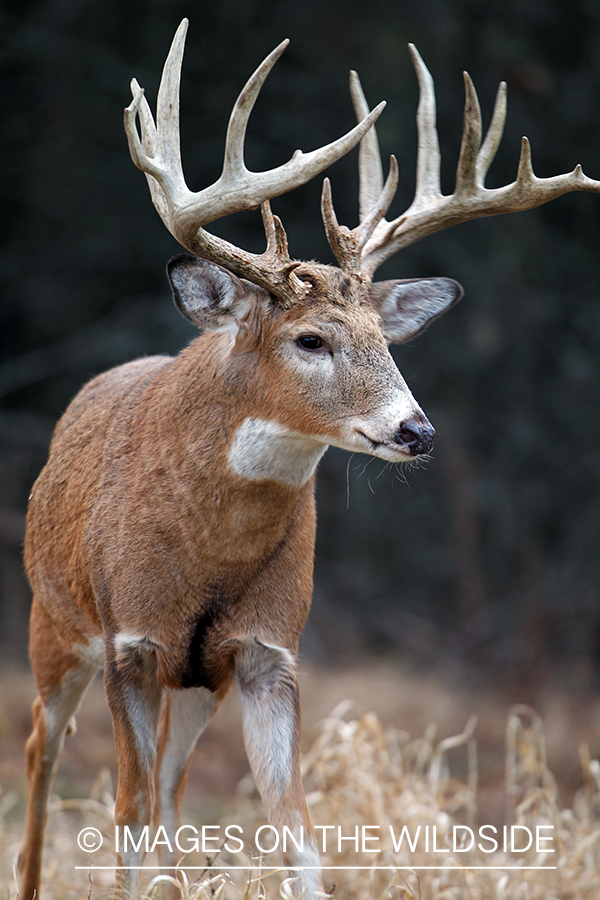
[
  {"x1": 161, "y1": 333, "x2": 328, "y2": 486},
  {"x1": 226, "y1": 416, "x2": 327, "y2": 487},
  {"x1": 148, "y1": 334, "x2": 326, "y2": 561}
]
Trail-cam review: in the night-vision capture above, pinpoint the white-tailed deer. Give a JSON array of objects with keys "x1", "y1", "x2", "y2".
[{"x1": 18, "y1": 19, "x2": 600, "y2": 900}]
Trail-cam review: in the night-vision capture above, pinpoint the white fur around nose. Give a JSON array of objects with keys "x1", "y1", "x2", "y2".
[{"x1": 228, "y1": 417, "x2": 328, "y2": 486}]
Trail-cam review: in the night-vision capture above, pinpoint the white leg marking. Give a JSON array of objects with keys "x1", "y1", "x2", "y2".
[
  {"x1": 74, "y1": 635, "x2": 105, "y2": 667},
  {"x1": 112, "y1": 632, "x2": 161, "y2": 772},
  {"x1": 114, "y1": 631, "x2": 153, "y2": 656},
  {"x1": 158, "y1": 688, "x2": 218, "y2": 832},
  {"x1": 236, "y1": 641, "x2": 297, "y2": 790},
  {"x1": 236, "y1": 640, "x2": 324, "y2": 898},
  {"x1": 290, "y1": 838, "x2": 323, "y2": 898},
  {"x1": 44, "y1": 661, "x2": 99, "y2": 751},
  {"x1": 122, "y1": 684, "x2": 160, "y2": 773},
  {"x1": 107, "y1": 649, "x2": 161, "y2": 900}
]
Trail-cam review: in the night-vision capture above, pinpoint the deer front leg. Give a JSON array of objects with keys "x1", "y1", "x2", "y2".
[
  {"x1": 17, "y1": 599, "x2": 99, "y2": 900},
  {"x1": 105, "y1": 641, "x2": 162, "y2": 900},
  {"x1": 236, "y1": 640, "x2": 324, "y2": 898},
  {"x1": 154, "y1": 686, "x2": 227, "y2": 899}
]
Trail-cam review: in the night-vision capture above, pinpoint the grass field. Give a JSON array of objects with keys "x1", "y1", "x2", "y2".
[{"x1": 1, "y1": 662, "x2": 600, "y2": 898}]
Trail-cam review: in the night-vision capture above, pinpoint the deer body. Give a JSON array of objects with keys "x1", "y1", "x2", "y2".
[
  {"x1": 26, "y1": 261, "x2": 444, "y2": 686},
  {"x1": 27, "y1": 344, "x2": 317, "y2": 675},
  {"x1": 20, "y1": 259, "x2": 449, "y2": 899},
  {"x1": 28, "y1": 262, "x2": 434, "y2": 668},
  {"x1": 18, "y1": 19, "x2": 600, "y2": 900}
]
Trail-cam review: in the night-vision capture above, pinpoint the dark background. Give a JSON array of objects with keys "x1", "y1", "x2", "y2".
[{"x1": 2, "y1": 0, "x2": 600, "y2": 696}]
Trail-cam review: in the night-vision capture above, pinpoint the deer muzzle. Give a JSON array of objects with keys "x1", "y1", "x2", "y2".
[{"x1": 393, "y1": 418, "x2": 435, "y2": 456}]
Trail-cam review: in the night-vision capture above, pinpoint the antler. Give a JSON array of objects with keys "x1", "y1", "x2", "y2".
[
  {"x1": 124, "y1": 19, "x2": 385, "y2": 305},
  {"x1": 323, "y1": 45, "x2": 600, "y2": 281}
]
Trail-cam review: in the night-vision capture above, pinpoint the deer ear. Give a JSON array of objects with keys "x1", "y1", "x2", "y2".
[
  {"x1": 167, "y1": 255, "x2": 263, "y2": 333},
  {"x1": 369, "y1": 277, "x2": 464, "y2": 343}
]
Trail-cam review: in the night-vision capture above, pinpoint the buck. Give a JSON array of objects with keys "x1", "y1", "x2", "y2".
[{"x1": 18, "y1": 19, "x2": 600, "y2": 900}]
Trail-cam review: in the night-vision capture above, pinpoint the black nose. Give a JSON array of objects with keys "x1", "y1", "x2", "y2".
[{"x1": 394, "y1": 418, "x2": 435, "y2": 455}]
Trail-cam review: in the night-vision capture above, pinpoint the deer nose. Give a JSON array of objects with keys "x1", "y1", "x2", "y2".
[{"x1": 394, "y1": 418, "x2": 435, "y2": 456}]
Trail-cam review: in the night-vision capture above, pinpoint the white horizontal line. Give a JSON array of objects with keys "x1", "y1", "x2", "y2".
[{"x1": 75, "y1": 865, "x2": 558, "y2": 871}]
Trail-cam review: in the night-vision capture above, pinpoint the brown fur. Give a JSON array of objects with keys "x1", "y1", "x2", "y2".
[{"x1": 19, "y1": 260, "x2": 452, "y2": 899}]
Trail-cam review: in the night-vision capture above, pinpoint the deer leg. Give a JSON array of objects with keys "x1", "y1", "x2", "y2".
[
  {"x1": 105, "y1": 642, "x2": 162, "y2": 900},
  {"x1": 153, "y1": 686, "x2": 228, "y2": 899},
  {"x1": 236, "y1": 640, "x2": 323, "y2": 899},
  {"x1": 17, "y1": 598, "x2": 99, "y2": 900}
]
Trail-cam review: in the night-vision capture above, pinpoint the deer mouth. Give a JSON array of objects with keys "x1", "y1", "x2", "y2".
[{"x1": 356, "y1": 430, "x2": 414, "y2": 459}]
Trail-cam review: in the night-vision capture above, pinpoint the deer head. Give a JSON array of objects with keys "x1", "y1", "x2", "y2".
[{"x1": 124, "y1": 20, "x2": 600, "y2": 471}]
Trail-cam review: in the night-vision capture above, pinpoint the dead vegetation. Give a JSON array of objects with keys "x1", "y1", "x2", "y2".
[{"x1": 2, "y1": 697, "x2": 600, "y2": 899}]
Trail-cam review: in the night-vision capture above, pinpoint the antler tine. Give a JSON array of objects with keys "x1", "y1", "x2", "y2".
[
  {"x1": 455, "y1": 71, "x2": 483, "y2": 195},
  {"x1": 223, "y1": 40, "x2": 289, "y2": 181},
  {"x1": 126, "y1": 80, "x2": 170, "y2": 222},
  {"x1": 124, "y1": 19, "x2": 190, "y2": 225},
  {"x1": 456, "y1": 73, "x2": 508, "y2": 193},
  {"x1": 357, "y1": 155, "x2": 399, "y2": 250},
  {"x1": 516, "y1": 136, "x2": 535, "y2": 187},
  {"x1": 212, "y1": 96, "x2": 387, "y2": 222},
  {"x1": 261, "y1": 201, "x2": 304, "y2": 279},
  {"x1": 350, "y1": 71, "x2": 384, "y2": 221},
  {"x1": 476, "y1": 80, "x2": 507, "y2": 184},
  {"x1": 321, "y1": 156, "x2": 399, "y2": 275},
  {"x1": 124, "y1": 83, "x2": 156, "y2": 176},
  {"x1": 408, "y1": 44, "x2": 442, "y2": 206},
  {"x1": 125, "y1": 19, "x2": 190, "y2": 225},
  {"x1": 155, "y1": 18, "x2": 187, "y2": 186},
  {"x1": 320, "y1": 69, "x2": 400, "y2": 278}
]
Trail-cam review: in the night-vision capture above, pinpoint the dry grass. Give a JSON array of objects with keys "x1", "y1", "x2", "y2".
[{"x1": 2, "y1": 696, "x2": 600, "y2": 899}]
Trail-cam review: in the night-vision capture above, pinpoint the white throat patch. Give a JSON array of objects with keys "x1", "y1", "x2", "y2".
[{"x1": 228, "y1": 417, "x2": 328, "y2": 487}]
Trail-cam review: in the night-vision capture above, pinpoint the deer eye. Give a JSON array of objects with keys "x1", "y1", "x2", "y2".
[{"x1": 296, "y1": 334, "x2": 330, "y2": 353}]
